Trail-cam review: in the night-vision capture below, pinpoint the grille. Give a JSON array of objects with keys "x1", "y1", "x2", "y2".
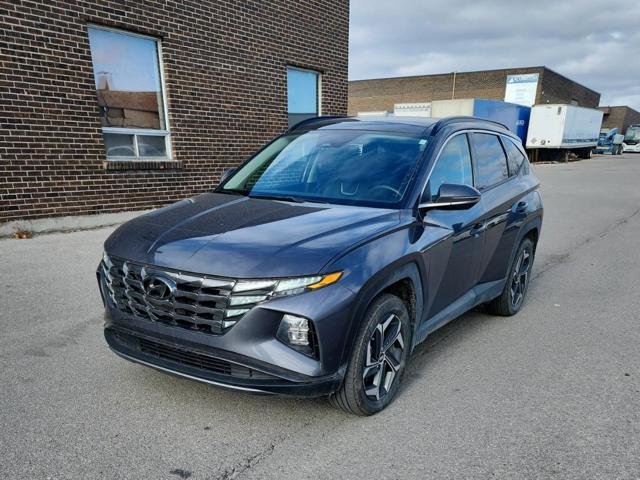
[
  {"x1": 101, "y1": 256, "x2": 241, "y2": 334},
  {"x1": 136, "y1": 336, "x2": 273, "y2": 380}
]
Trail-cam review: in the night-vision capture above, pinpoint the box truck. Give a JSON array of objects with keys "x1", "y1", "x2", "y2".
[
  {"x1": 525, "y1": 105, "x2": 603, "y2": 161},
  {"x1": 430, "y1": 98, "x2": 531, "y2": 143}
]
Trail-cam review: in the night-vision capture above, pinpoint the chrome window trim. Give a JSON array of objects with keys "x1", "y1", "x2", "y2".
[
  {"x1": 500, "y1": 135, "x2": 528, "y2": 177},
  {"x1": 419, "y1": 130, "x2": 473, "y2": 202},
  {"x1": 419, "y1": 129, "x2": 521, "y2": 204}
]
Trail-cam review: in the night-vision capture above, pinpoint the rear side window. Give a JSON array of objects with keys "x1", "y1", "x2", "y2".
[
  {"x1": 428, "y1": 134, "x2": 473, "y2": 198},
  {"x1": 502, "y1": 137, "x2": 526, "y2": 176},
  {"x1": 470, "y1": 133, "x2": 508, "y2": 189}
]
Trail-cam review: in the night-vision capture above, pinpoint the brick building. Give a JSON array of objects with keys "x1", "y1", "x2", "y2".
[
  {"x1": 599, "y1": 106, "x2": 640, "y2": 133},
  {"x1": 1, "y1": 0, "x2": 349, "y2": 227},
  {"x1": 349, "y1": 66, "x2": 600, "y2": 116}
]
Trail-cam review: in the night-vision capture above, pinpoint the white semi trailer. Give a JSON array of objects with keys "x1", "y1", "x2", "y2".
[{"x1": 526, "y1": 105, "x2": 603, "y2": 161}]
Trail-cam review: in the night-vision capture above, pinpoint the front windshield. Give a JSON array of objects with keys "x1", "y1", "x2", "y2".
[
  {"x1": 220, "y1": 130, "x2": 428, "y2": 207},
  {"x1": 625, "y1": 127, "x2": 640, "y2": 142}
]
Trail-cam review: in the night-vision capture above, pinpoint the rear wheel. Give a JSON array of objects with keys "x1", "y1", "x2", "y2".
[
  {"x1": 485, "y1": 237, "x2": 535, "y2": 316},
  {"x1": 578, "y1": 147, "x2": 593, "y2": 159},
  {"x1": 329, "y1": 293, "x2": 410, "y2": 415}
]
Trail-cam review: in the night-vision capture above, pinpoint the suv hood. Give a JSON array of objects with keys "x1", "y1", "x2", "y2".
[{"x1": 105, "y1": 193, "x2": 401, "y2": 278}]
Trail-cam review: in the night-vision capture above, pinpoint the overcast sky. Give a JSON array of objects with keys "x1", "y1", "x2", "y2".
[{"x1": 349, "y1": 0, "x2": 640, "y2": 110}]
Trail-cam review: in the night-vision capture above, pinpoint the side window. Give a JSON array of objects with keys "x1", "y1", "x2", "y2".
[
  {"x1": 470, "y1": 133, "x2": 508, "y2": 189},
  {"x1": 428, "y1": 134, "x2": 473, "y2": 198},
  {"x1": 502, "y1": 137, "x2": 526, "y2": 176}
]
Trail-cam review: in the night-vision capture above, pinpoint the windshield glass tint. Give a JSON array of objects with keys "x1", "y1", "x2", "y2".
[{"x1": 221, "y1": 130, "x2": 428, "y2": 206}]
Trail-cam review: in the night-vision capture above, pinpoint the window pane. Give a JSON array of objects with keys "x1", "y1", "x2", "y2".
[
  {"x1": 88, "y1": 27, "x2": 165, "y2": 130},
  {"x1": 287, "y1": 67, "x2": 318, "y2": 127},
  {"x1": 471, "y1": 133, "x2": 509, "y2": 189},
  {"x1": 429, "y1": 134, "x2": 473, "y2": 197},
  {"x1": 503, "y1": 138, "x2": 526, "y2": 176},
  {"x1": 103, "y1": 133, "x2": 135, "y2": 157},
  {"x1": 137, "y1": 135, "x2": 167, "y2": 157}
]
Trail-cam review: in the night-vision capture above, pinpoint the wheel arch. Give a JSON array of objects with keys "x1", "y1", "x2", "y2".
[
  {"x1": 509, "y1": 216, "x2": 542, "y2": 270},
  {"x1": 339, "y1": 257, "x2": 426, "y2": 368}
]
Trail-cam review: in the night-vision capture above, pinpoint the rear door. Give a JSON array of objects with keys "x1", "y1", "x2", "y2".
[{"x1": 469, "y1": 133, "x2": 524, "y2": 284}]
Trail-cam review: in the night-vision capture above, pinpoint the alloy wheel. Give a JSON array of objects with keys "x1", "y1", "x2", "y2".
[
  {"x1": 510, "y1": 248, "x2": 531, "y2": 309},
  {"x1": 362, "y1": 313, "x2": 404, "y2": 401}
]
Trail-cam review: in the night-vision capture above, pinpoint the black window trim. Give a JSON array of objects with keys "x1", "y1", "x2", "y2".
[{"x1": 468, "y1": 130, "x2": 513, "y2": 192}]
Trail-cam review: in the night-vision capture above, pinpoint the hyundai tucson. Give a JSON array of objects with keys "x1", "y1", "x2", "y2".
[{"x1": 98, "y1": 116, "x2": 543, "y2": 415}]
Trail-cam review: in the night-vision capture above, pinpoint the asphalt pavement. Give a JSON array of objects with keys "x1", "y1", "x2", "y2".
[{"x1": 1, "y1": 154, "x2": 639, "y2": 479}]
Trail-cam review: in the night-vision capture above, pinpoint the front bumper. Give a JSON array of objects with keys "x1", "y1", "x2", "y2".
[
  {"x1": 623, "y1": 142, "x2": 640, "y2": 153},
  {"x1": 100, "y1": 264, "x2": 358, "y2": 397},
  {"x1": 105, "y1": 324, "x2": 342, "y2": 396}
]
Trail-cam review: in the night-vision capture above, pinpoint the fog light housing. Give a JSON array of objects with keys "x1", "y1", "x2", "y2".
[{"x1": 276, "y1": 314, "x2": 317, "y2": 357}]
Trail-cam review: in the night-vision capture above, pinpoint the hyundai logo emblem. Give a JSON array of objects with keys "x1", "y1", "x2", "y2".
[{"x1": 143, "y1": 276, "x2": 176, "y2": 300}]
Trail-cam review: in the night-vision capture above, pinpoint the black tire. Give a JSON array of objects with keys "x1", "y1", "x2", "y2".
[
  {"x1": 485, "y1": 237, "x2": 535, "y2": 316},
  {"x1": 329, "y1": 293, "x2": 411, "y2": 415},
  {"x1": 579, "y1": 147, "x2": 593, "y2": 159}
]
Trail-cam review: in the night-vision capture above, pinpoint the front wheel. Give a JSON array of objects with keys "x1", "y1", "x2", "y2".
[
  {"x1": 485, "y1": 237, "x2": 535, "y2": 316},
  {"x1": 329, "y1": 294, "x2": 411, "y2": 415}
]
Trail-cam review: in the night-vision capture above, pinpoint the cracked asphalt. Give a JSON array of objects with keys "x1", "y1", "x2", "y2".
[{"x1": 2, "y1": 154, "x2": 640, "y2": 479}]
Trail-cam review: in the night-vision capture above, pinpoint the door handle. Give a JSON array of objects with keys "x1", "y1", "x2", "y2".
[
  {"x1": 515, "y1": 201, "x2": 528, "y2": 214},
  {"x1": 470, "y1": 223, "x2": 486, "y2": 237}
]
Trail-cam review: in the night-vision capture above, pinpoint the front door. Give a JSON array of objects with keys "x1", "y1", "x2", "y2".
[{"x1": 420, "y1": 132, "x2": 486, "y2": 319}]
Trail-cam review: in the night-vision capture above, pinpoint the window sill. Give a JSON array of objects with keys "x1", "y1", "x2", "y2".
[{"x1": 101, "y1": 160, "x2": 183, "y2": 171}]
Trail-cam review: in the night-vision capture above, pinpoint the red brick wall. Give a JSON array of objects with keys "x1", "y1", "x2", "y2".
[
  {"x1": 537, "y1": 68, "x2": 600, "y2": 107},
  {"x1": 1, "y1": 0, "x2": 349, "y2": 223},
  {"x1": 600, "y1": 106, "x2": 640, "y2": 133}
]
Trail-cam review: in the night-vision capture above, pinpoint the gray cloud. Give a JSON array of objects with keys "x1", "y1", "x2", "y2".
[{"x1": 349, "y1": 0, "x2": 640, "y2": 110}]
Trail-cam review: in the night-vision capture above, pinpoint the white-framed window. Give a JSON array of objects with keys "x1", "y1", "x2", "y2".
[
  {"x1": 287, "y1": 66, "x2": 321, "y2": 127},
  {"x1": 87, "y1": 25, "x2": 171, "y2": 161}
]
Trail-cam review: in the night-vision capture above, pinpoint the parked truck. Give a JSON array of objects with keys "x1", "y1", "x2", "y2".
[
  {"x1": 525, "y1": 104, "x2": 603, "y2": 161},
  {"x1": 593, "y1": 128, "x2": 625, "y2": 155},
  {"x1": 623, "y1": 124, "x2": 640, "y2": 153},
  {"x1": 430, "y1": 98, "x2": 531, "y2": 143}
]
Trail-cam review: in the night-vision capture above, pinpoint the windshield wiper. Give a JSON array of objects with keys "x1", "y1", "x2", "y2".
[
  {"x1": 218, "y1": 188, "x2": 249, "y2": 196},
  {"x1": 248, "y1": 194, "x2": 331, "y2": 204},
  {"x1": 248, "y1": 194, "x2": 307, "y2": 203}
]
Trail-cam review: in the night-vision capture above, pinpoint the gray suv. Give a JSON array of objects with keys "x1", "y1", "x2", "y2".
[{"x1": 99, "y1": 116, "x2": 543, "y2": 415}]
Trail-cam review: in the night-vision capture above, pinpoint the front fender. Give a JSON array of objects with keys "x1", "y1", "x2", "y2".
[{"x1": 325, "y1": 228, "x2": 427, "y2": 369}]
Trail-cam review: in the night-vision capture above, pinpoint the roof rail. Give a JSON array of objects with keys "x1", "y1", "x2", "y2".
[
  {"x1": 431, "y1": 116, "x2": 510, "y2": 135},
  {"x1": 286, "y1": 115, "x2": 351, "y2": 133}
]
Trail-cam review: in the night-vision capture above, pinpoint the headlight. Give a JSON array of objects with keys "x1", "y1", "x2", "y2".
[{"x1": 232, "y1": 271, "x2": 342, "y2": 298}]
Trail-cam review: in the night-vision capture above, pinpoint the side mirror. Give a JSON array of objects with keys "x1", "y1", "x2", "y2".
[
  {"x1": 419, "y1": 183, "x2": 481, "y2": 211},
  {"x1": 219, "y1": 167, "x2": 237, "y2": 185}
]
